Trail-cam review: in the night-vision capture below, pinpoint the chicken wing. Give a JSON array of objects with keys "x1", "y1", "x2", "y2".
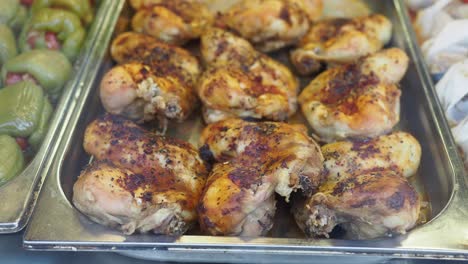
[
  {"x1": 298, "y1": 48, "x2": 409, "y2": 142},
  {"x1": 198, "y1": 119, "x2": 324, "y2": 236},
  {"x1": 73, "y1": 114, "x2": 208, "y2": 235},
  {"x1": 291, "y1": 14, "x2": 392, "y2": 75},
  {"x1": 101, "y1": 32, "x2": 200, "y2": 128},
  {"x1": 218, "y1": 0, "x2": 322, "y2": 52},
  {"x1": 198, "y1": 28, "x2": 298, "y2": 123},
  {"x1": 131, "y1": 0, "x2": 214, "y2": 45},
  {"x1": 293, "y1": 132, "x2": 421, "y2": 239}
]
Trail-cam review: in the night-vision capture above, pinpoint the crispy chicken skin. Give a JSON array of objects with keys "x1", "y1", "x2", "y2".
[
  {"x1": 298, "y1": 48, "x2": 409, "y2": 142},
  {"x1": 101, "y1": 32, "x2": 200, "y2": 126},
  {"x1": 291, "y1": 14, "x2": 392, "y2": 75},
  {"x1": 219, "y1": 0, "x2": 322, "y2": 52},
  {"x1": 73, "y1": 114, "x2": 207, "y2": 235},
  {"x1": 131, "y1": 0, "x2": 214, "y2": 45},
  {"x1": 198, "y1": 28, "x2": 298, "y2": 123},
  {"x1": 198, "y1": 119, "x2": 324, "y2": 236},
  {"x1": 293, "y1": 132, "x2": 421, "y2": 239}
]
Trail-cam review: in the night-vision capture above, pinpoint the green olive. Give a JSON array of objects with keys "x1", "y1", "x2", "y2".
[
  {"x1": 28, "y1": 97, "x2": 52, "y2": 150},
  {"x1": 0, "y1": 134, "x2": 25, "y2": 186},
  {"x1": 0, "y1": 24, "x2": 18, "y2": 67},
  {"x1": 19, "y1": 8, "x2": 86, "y2": 61},
  {"x1": 1, "y1": 50, "x2": 72, "y2": 98},
  {"x1": 0, "y1": 81, "x2": 45, "y2": 137},
  {"x1": 31, "y1": 0, "x2": 94, "y2": 26},
  {"x1": 0, "y1": 0, "x2": 27, "y2": 32}
]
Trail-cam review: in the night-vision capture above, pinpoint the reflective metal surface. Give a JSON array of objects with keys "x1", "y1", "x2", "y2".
[
  {"x1": 0, "y1": 0, "x2": 124, "y2": 234},
  {"x1": 23, "y1": 0, "x2": 468, "y2": 262}
]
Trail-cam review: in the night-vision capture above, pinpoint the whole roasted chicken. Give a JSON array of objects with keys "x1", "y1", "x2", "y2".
[
  {"x1": 291, "y1": 14, "x2": 392, "y2": 75},
  {"x1": 198, "y1": 28, "x2": 298, "y2": 123},
  {"x1": 218, "y1": 0, "x2": 323, "y2": 52},
  {"x1": 130, "y1": 0, "x2": 214, "y2": 45},
  {"x1": 299, "y1": 48, "x2": 409, "y2": 142},
  {"x1": 198, "y1": 119, "x2": 324, "y2": 236},
  {"x1": 100, "y1": 32, "x2": 200, "y2": 130},
  {"x1": 293, "y1": 132, "x2": 422, "y2": 239},
  {"x1": 73, "y1": 114, "x2": 208, "y2": 235}
]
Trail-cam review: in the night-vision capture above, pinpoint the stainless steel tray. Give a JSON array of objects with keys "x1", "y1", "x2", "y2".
[
  {"x1": 23, "y1": 0, "x2": 468, "y2": 262},
  {"x1": 0, "y1": 0, "x2": 125, "y2": 234}
]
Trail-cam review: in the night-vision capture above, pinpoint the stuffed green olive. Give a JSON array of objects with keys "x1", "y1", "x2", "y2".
[
  {"x1": 0, "y1": 24, "x2": 18, "y2": 67},
  {"x1": 19, "y1": 8, "x2": 86, "y2": 61},
  {"x1": 2, "y1": 50, "x2": 72, "y2": 99}
]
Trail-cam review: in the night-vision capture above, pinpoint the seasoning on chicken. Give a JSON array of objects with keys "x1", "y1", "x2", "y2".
[
  {"x1": 73, "y1": 114, "x2": 208, "y2": 235},
  {"x1": 293, "y1": 132, "x2": 421, "y2": 239},
  {"x1": 100, "y1": 32, "x2": 200, "y2": 130},
  {"x1": 198, "y1": 119, "x2": 324, "y2": 236},
  {"x1": 131, "y1": 0, "x2": 214, "y2": 45},
  {"x1": 218, "y1": 0, "x2": 323, "y2": 52},
  {"x1": 298, "y1": 48, "x2": 409, "y2": 142},
  {"x1": 198, "y1": 28, "x2": 298, "y2": 123},
  {"x1": 291, "y1": 14, "x2": 392, "y2": 75}
]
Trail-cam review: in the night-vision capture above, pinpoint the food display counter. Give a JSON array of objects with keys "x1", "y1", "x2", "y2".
[{"x1": 0, "y1": 0, "x2": 466, "y2": 263}]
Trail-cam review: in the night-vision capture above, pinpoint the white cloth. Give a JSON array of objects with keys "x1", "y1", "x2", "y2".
[
  {"x1": 406, "y1": 0, "x2": 435, "y2": 10},
  {"x1": 421, "y1": 20, "x2": 468, "y2": 74},
  {"x1": 435, "y1": 59, "x2": 468, "y2": 125},
  {"x1": 452, "y1": 116, "x2": 468, "y2": 166}
]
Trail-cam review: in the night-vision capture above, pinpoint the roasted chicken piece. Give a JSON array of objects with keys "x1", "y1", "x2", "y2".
[
  {"x1": 218, "y1": 0, "x2": 323, "y2": 52},
  {"x1": 198, "y1": 28, "x2": 298, "y2": 123},
  {"x1": 101, "y1": 32, "x2": 201, "y2": 128},
  {"x1": 198, "y1": 119, "x2": 324, "y2": 236},
  {"x1": 293, "y1": 132, "x2": 421, "y2": 239},
  {"x1": 291, "y1": 14, "x2": 392, "y2": 75},
  {"x1": 130, "y1": 0, "x2": 214, "y2": 45},
  {"x1": 298, "y1": 48, "x2": 409, "y2": 142},
  {"x1": 73, "y1": 114, "x2": 208, "y2": 235}
]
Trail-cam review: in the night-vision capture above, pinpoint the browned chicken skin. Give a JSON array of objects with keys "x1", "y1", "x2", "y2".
[
  {"x1": 291, "y1": 14, "x2": 392, "y2": 75},
  {"x1": 130, "y1": 0, "x2": 214, "y2": 45},
  {"x1": 198, "y1": 119, "x2": 323, "y2": 236},
  {"x1": 198, "y1": 28, "x2": 298, "y2": 123},
  {"x1": 100, "y1": 32, "x2": 201, "y2": 129},
  {"x1": 293, "y1": 132, "x2": 421, "y2": 239},
  {"x1": 73, "y1": 114, "x2": 208, "y2": 235},
  {"x1": 219, "y1": 0, "x2": 323, "y2": 52},
  {"x1": 299, "y1": 48, "x2": 409, "y2": 142}
]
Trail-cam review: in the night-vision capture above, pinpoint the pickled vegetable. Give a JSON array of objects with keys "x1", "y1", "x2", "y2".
[
  {"x1": 19, "y1": 8, "x2": 86, "y2": 61},
  {"x1": 0, "y1": 0, "x2": 27, "y2": 32},
  {"x1": 0, "y1": 135, "x2": 25, "y2": 186},
  {"x1": 0, "y1": 24, "x2": 18, "y2": 67},
  {"x1": 0, "y1": 81, "x2": 45, "y2": 137},
  {"x1": 28, "y1": 97, "x2": 52, "y2": 150},
  {"x1": 1, "y1": 50, "x2": 72, "y2": 98},
  {"x1": 31, "y1": 0, "x2": 94, "y2": 26}
]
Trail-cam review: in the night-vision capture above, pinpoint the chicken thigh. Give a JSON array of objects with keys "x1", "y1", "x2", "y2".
[
  {"x1": 291, "y1": 14, "x2": 392, "y2": 75},
  {"x1": 73, "y1": 114, "x2": 208, "y2": 235},
  {"x1": 198, "y1": 119, "x2": 324, "y2": 236},
  {"x1": 299, "y1": 48, "x2": 409, "y2": 142},
  {"x1": 198, "y1": 28, "x2": 298, "y2": 123},
  {"x1": 293, "y1": 132, "x2": 421, "y2": 239},
  {"x1": 101, "y1": 32, "x2": 200, "y2": 129},
  {"x1": 130, "y1": 0, "x2": 214, "y2": 45},
  {"x1": 218, "y1": 0, "x2": 322, "y2": 52}
]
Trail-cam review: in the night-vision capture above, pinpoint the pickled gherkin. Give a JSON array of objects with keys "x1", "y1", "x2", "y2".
[
  {"x1": 0, "y1": 24, "x2": 18, "y2": 67},
  {"x1": 29, "y1": 98, "x2": 53, "y2": 150},
  {"x1": 1, "y1": 50, "x2": 72, "y2": 98},
  {"x1": 0, "y1": 81, "x2": 45, "y2": 137},
  {"x1": 0, "y1": 135, "x2": 25, "y2": 186}
]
